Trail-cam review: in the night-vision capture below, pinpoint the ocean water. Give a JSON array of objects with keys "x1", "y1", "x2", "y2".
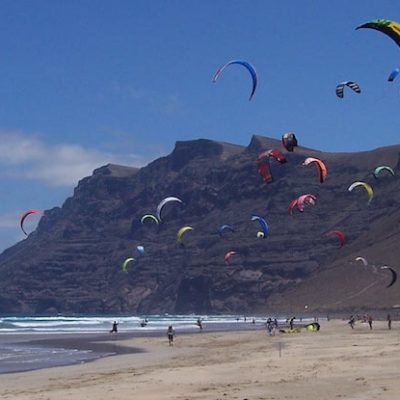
[
  {"x1": 0, "y1": 342, "x2": 98, "y2": 374},
  {"x1": 1, "y1": 314, "x2": 298, "y2": 374},
  {"x1": 0, "y1": 314, "x2": 260, "y2": 334}
]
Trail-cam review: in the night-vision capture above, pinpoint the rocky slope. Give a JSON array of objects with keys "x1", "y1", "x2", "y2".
[{"x1": 0, "y1": 135, "x2": 399, "y2": 315}]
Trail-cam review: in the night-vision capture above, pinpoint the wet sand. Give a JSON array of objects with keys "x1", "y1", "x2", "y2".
[
  {"x1": 0, "y1": 319, "x2": 399, "y2": 399},
  {"x1": 0, "y1": 332, "x2": 144, "y2": 374}
]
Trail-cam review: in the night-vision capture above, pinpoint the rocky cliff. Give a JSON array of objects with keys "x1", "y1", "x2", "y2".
[{"x1": 0, "y1": 135, "x2": 399, "y2": 315}]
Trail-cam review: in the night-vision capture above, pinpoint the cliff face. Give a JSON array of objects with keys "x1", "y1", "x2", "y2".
[{"x1": 0, "y1": 136, "x2": 399, "y2": 315}]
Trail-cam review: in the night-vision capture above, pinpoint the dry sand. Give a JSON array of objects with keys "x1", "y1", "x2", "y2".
[{"x1": 0, "y1": 319, "x2": 399, "y2": 400}]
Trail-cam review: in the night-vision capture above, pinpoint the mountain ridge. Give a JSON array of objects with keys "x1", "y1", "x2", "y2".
[{"x1": 0, "y1": 134, "x2": 399, "y2": 315}]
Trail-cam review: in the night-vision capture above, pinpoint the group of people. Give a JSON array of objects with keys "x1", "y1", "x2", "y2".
[
  {"x1": 348, "y1": 314, "x2": 392, "y2": 330},
  {"x1": 109, "y1": 319, "x2": 204, "y2": 345}
]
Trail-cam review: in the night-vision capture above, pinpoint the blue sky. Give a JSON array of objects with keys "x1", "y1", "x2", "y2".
[{"x1": 0, "y1": 0, "x2": 399, "y2": 250}]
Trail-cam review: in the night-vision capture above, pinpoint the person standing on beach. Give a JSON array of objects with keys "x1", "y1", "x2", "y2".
[
  {"x1": 289, "y1": 317, "x2": 295, "y2": 330},
  {"x1": 387, "y1": 314, "x2": 392, "y2": 330},
  {"x1": 167, "y1": 325, "x2": 175, "y2": 346},
  {"x1": 368, "y1": 315, "x2": 373, "y2": 330},
  {"x1": 348, "y1": 315, "x2": 355, "y2": 329}
]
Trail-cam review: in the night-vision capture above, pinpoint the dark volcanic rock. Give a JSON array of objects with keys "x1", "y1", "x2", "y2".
[{"x1": 0, "y1": 136, "x2": 400, "y2": 315}]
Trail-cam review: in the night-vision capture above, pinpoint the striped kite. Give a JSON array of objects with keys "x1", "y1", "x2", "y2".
[{"x1": 336, "y1": 81, "x2": 361, "y2": 98}]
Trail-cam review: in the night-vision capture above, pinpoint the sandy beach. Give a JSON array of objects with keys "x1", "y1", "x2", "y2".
[{"x1": 0, "y1": 319, "x2": 399, "y2": 400}]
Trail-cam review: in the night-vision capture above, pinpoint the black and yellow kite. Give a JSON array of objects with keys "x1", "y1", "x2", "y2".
[{"x1": 356, "y1": 19, "x2": 400, "y2": 48}]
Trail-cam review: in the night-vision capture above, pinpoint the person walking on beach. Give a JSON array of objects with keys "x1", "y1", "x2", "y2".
[
  {"x1": 289, "y1": 317, "x2": 295, "y2": 330},
  {"x1": 348, "y1": 315, "x2": 355, "y2": 329},
  {"x1": 368, "y1": 315, "x2": 373, "y2": 330},
  {"x1": 196, "y1": 318, "x2": 203, "y2": 330},
  {"x1": 109, "y1": 321, "x2": 118, "y2": 335},
  {"x1": 167, "y1": 325, "x2": 175, "y2": 346},
  {"x1": 387, "y1": 314, "x2": 392, "y2": 330},
  {"x1": 267, "y1": 320, "x2": 275, "y2": 336}
]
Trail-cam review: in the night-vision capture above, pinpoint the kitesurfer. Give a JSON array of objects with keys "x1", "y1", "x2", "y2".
[
  {"x1": 266, "y1": 319, "x2": 275, "y2": 336},
  {"x1": 167, "y1": 325, "x2": 175, "y2": 346},
  {"x1": 368, "y1": 315, "x2": 373, "y2": 330},
  {"x1": 348, "y1": 315, "x2": 355, "y2": 329},
  {"x1": 110, "y1": 321, "x2": 118, "y2": 334},
  {"x1": 387, "y1": 314, "x2": 392, "y2": 330}
]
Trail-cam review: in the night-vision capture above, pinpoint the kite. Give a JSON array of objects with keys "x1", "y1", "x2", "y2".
[
  {"x1": 257, "y1": 149, "x2": 286, "y2": 183},
  {"x1": 326, "y1": 230, "x2": 346, "y2": 248},
  {"x1": 356, "y1": 19, "x2": 400, "y2": 48},
  {"x1": 355, "y1": 257, "x2": 378, "y2": 273},
  {"x1": 141, "y1": 214, "x2": 159, "y2": 225},
  {"x1": 282, "y1": 132, "x2": 298, "y2": 152},
  {"x1": 348, "y1": 181, "x2": 374, "y2": 204},
  {"x1": 224, "y1": 251, "x2": 237, "y2": 265},
  {"x1": 355, "y1": 256, "x2": 368, "y2": 267},
  {"x1": 388, "y1": 67, "x2": 400, "y2": 82},
  {"x1": 288, "y1": 194, "x2": 316, "y2": 215},
  {"x1": 372, "y1": 166, "x2": 395, "y2": 179},
  {"x1": 296, "y1": 194, "x2": 316, "y2": 212},
  {"x1": 218, "y1": 224, "x2": 235, "y2": 237},
  {"x1": 336, "y1": 81, "x2": 361, "y2": 98},
  {"x1": 251, "y1": 215, "x2": 269, "y2": 238},
  {"x1": 212, "y1": 60, "x2": 258, "y2": 100},
  {"x1": 136, "y1": 245, "x2": 145, "y2": 255},
  {"x1": 156, "y1": 197, "x2": 183, "y2": 222},
  {"x1": 20, "y1": 209, "x2": 40, "y2": 236},
  {"x1": 177, "y1": 226, "x2": 194, "y2": 243},
  {"x1": 121, "y1": 257, "x2": 135, "y2": 273},
  {"x1": 381, "y1": 266, "x2": 397, "y2": 288},
  {"x1": 288, "y1": 198, "x2": 299, "y2": 216},
  {"x1": 305, "y1": 322, "x2": 320, "y2": 331},
  {"x1": 302, "y1": 157, "x2": 327, "y2": 183}
]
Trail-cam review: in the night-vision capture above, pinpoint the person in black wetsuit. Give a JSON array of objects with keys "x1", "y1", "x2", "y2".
[
  {"x1": 167, "y1": 325, "x2": 175, "y2": 346},
  {"x1": 368, "y1": 315, "x2": 373, "y2": 330},
  {"x1": 110, "y1": 321, "x2": 118, "y2": 334}
]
